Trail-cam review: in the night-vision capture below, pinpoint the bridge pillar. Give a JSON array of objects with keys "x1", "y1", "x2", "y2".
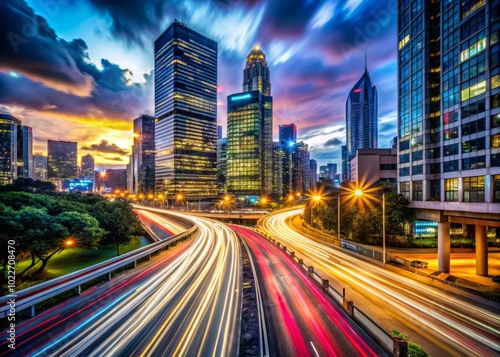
[
  {"x1": 438, "y1": 221, "x2": 450, "y2": 273},
  {"x1": 475, "y1": 225, "x2": 488, "y2": 276}
]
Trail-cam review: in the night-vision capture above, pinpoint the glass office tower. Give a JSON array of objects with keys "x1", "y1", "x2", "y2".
[
  {"x1": 0, "y1": 114, "x2": 21, "y2": 185},
  {"x1": 47, "y1": 140, "x2": 77, "y2": 187},
  {"x1": 17, "y1": 125, "x2": 33, "y2": 179},
  {"x1": 227, "y1": 91, "x2": 273, "y2": 196},
  {"x1": 154, "y1": 20, "x2": 218, "y2": 198},
  {"x1": 227, "y1": 46, "x2": 273, "y2": 197},
  {"x1": 130, "y1": 114, "x2": 155, "y2": 193},
  {"x1": 398, "y1": 0, "x2": 500, "y2": 204},
  {"x1": 279, "y1": 123, "x2": 297, "y2": 145},
  {"x1": 345, "y1": 65, "x2": 378, "y2": 181}
]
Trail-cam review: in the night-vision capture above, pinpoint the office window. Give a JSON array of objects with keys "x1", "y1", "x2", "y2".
[
  {"x1": 462, "y1": 118, "x2": 485, "y2": 136},
  {"x1": 462, "y1": 156, "x2": 486, "y2": 170},
  {"x1": 444, "y1": 127, "x2": 459, "y2": 140},
  {"x1": 427, "y1": 148, "x2": 440, "y2": 159},
  {"x1": 492, "y1": 74, "x2": 500, "y2": 89},
  {"x1": 412, "y1": 180, "x2": 423, "y2": 201},
  {"x1": 462, "y1": 99, "x2": 485, "y2": 118},
  {"x1": 400, "y1": 139, "x2": 410, "y2": 151},
  {"x1": 444, "y1": 160, "x2": 459, "y2": 172},
  {"x1": 400, "y1": 153, "x2": 410, "y2": 164},
  {"x1": 400, "y1": 167, "x2": 410, "y2": 176},
  {"x1": 445, "y1": 178, "x2": 458, "y2": 202},
  {"x1": 492, "y1": 134, "x2": 500, "y2": 148},
  {"x1": 400, "y1": 181, "x2": 410, "y2": 199},
  {"x1": 492, "y1": 93, "x2": 500, "y2": 109},
  {"x1": 444, "y1": 110, "x2": 459, "y2": 124},
  {"x1": 412, "y1": 164, "x2": 423, "y2": 175},
  {"x1": 430, "y1": 163, "x2": 441, "y2": 174},
  {"x1": 492, "y1": 154, "x2": 500, "y2": 167},
  {"x1": 462, "y1": 137, "x2": 486, "y2": 153},
  {"x1": 444, "y1": 143, "x2": 459, "y2": 156},
  {"x1": 463, "y1": 176, "x2": 485, "y2": 202},
  {"x1": 412, "y1": 150, "x2": 423, "y2": 161},
  {"x1": 430, "y1": 179, "x2": 441, "y2": 200},
  {"x1": 494, "y1": 175, "x2": 500, "y2": 203},
  {"x1": 461, "y1": 80, "x2": 486, "y2": 101},
  {"x1": 492, "y1": 114, "x2": 500, "y2": 128}
]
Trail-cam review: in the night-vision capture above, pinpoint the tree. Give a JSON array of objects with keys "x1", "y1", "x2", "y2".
[
  {"x1": 14, "y1": 207, "x2": 69, "y2": 278},
  {"x1": 57, "y1": 211, "x2": 106, "y2": 249},
  {"x1": 0, "y1": 204, "x2": 23, "y2": 293}
]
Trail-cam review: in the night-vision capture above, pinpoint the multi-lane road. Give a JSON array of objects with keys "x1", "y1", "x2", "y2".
[
  {"x1": 232, "y1": 224, "x2": 385, "y2": 357},
  {"x1": 2, "y1": 209, "x2": 242, "y2": 356},
  {"x1": 259, "y1": 208, "x2": 500, "y2": 357}
]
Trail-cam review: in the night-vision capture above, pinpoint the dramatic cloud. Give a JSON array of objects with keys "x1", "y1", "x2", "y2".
[
  {"x1": 324, "y1": 138, "x2": 343, "y2": 147},
  {"x1": 81, "y1": 140, "x2": 130, "y2": 155},
  {"x1": 0, "y1": 0, "x2": 94, "y2": 96}
]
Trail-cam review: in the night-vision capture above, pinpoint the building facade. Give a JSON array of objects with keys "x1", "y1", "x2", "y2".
[
  {"x1": 341, "y1": 145, "x2": 348, "y2": 181},
  {"x1": 398, "y1": 0, "x2": 500, "y2": 275},
  {"x1": 327, "y1": 163, "x2": 337, "y2": 180},
  {"x1": 81, "y1": 154, "x2": 95, "y2": 179},
  {"x1": 33, "y1": 153, "x2": 47, "y2": 181},
  {"x1": 47, "y1": 140, "x2": 78, "y2": 186},
  {"x1": 17, "y1": 125, "x2": 33, "y2": 179},
  {"x1": 154, "y1": 20, "x2": 218, "y2": 198},
  {"x1": 217, "y1": 137, "x2": 227, "y2": 194},
  {"x1": 345, "y1": 64, "x2": 378, "y2": 180},
  {"x1": 279, "y1": 123, "x2": 297, "y2": 145},
  {"x1": 0, "y1": 114, "x2": 20, "y2": 185},
  {"x1": 130, "y1": 114, "x2": 155, "y2": 193},
  {"x1": 309, "y1": 159, "x2": 318, "y2": 188},
  {"x1": 227, "y1": 91, "x2": 273, "y2": 196},
  {"x1": 227, "y1": 46, "x2": 273, "y2": 197},
  {"x1": 272, "y1": 141, "x2": 284, "y2": 197},
  {"x1": 350, "y1": 148, "x2": 397, "y2": 187}
]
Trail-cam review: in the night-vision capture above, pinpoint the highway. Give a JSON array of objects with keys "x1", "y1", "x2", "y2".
[
  {"x1": 231, "y1": 224, "x2": 385, "y2": 357},
  {"x1": 259, "y1": 208, "x2": 500, "y2": 357},
  {"x1": 3, "y1": 209, "x2": 242, "y2": 357}
]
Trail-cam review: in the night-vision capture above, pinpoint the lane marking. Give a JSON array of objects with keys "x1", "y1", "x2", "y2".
[{"x1": 310, "y1": 341, "x2": 320, "y2": 357}]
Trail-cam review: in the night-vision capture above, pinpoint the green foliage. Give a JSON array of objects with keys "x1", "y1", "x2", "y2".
[
  {"x1": 57, "y1": 211, "x2": 106, "y2": 249},
  {"x1": 392, "y1": 329, "x2": 429, "y2": 357}
]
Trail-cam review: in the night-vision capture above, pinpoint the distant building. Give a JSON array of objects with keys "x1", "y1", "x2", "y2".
[
  {"x1": 33, "y1": 153, "x2": 47, "y2": 181},
  {"x1": 217, "y1": 125, "x2": 223, "y2": 140},
  {"x1": 279, "y1": 123, "x2": 297, "y2": 145},
  {"x1": 81, "y1": 154, "x2": 95, "y2": 179},
  {"x1": 154, "y1": 20, "x2": 218, "y2": 198},
  {"x1": 17, "y1": 125, "x2": 33, "y2": 179},
  {"x1": 345, "y1": 60, "x2": 378, "y2": 180},
  {"x1": 327, "y1": 163, "x2": 337, "y2": 180},
  {"x1": 104, "y1": 168, "x2": 127, "y2": 192},
  {"x1": 390, "y1": 136, "x2": 397, "y2": 149},
  {"x1": 217, "y1": 137, "x2": 227, "y2": 194},
  {"x1": 297, "y1": 142, "x2": 310, "y2": 194},
  {"x1": 309, "y1": 159, "x2": 317, "y2": 188},
  {"x1": 350, "y1": 148, "x2": 397, "y2": 187},
  {"x1": 47, "y1": 140, "x2": 78, "y2": 188},
  {"x1": 341, "y1": 145, "x2": 348, "y2": 181},
  {"x1": 0, "y1": 114, "x2": 20, "y2": 185},
  {"x1": 272, "y1": 142, "x2": 284, "y2": 197},
  {"x1": 319, "y1": 165, "x2": 328, "y2": 179},
  {"x1": 130, "y1": 114, "x2": 155, "y2": 194},
  {"x1": 282, "y1": 141, "x2": 309, "y2": 194}
]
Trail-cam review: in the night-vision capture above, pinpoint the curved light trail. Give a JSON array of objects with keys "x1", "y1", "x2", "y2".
[
  {"x1": 5, "y1": 209, "x2": 241, "y2": 357},
  {"x1": 260, "y1": 208, "x2": 500, "y2": 357}
]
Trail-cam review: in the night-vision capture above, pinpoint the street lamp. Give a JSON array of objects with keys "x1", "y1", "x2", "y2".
[
  {"x1": 288, "y1": 194, "x2": 294, "y2": 206},
  {"x1": 337, "y1": 188, "x2": 364, "y2": 240},
  {"x1": 260, "y1": 197, "x2": 268, "y2": 210},
  {"x1": 310, "y1": 194, "x2": 322, "y2": 228}
]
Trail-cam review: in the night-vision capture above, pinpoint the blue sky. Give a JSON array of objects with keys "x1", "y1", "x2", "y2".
[{"x1": 0, "y1": 0, "x2": 398, "y2": 169}]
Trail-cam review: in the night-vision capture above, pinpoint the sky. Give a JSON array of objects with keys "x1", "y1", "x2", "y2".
[{"x1": 0, "y1": 0, "x2": 398, "y2": 170}]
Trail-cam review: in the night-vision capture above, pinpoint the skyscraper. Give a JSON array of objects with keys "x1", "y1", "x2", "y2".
[
  {"x1": 398, "y1": 0, "x2": 500, "y2": 275},
  {"x1": 279, "y1": 123, "x2": 297, "y2": 145},
  {"x1": 154, "y1": 20, "x2": 218, "y2": 198},
  {"x1": 217, "y1": 137, "x2": 227, "y2": 194},
  {"x1": 33, "y1": 153, "x2": 47, "y2": 181},
  {"x1": 47, "y1": 140, "x2": 77, "y2": 186},
  {"x1": 272, "y1": 141, "x2": 284, "y2": 198},
  {"x1": 227, "y1": 45, "x2": 273, "y2": 197},
  {"x1": 81, "y1": 154, "x2": 95, "y2": 179},
  {"x1": 341, "y1": 145, "x2": 348, "y2": 181},
  {"x1": 281, "y1": 141, "x2": 309, "y2": 195},
  {"x1": 309, "y1": 159, "x2": 318, "y2": 188},
  {"x1": 345, "y1": 59, "x2": 378, "y2": 181},
  {"x1": 17, "y1": 125, "x2": 33, "y2": 179},
  {"x1": 327, "y1": 163, "x2": 337, "y2": 180},
  {"x1": 130, "y1": 114, "x2": 155, "y2": 193},
  {"x1": 0, "y1": 114, "x2": 20, "y2": 185},
  {"x1": 243, "y1": 45, "x2": 271, "y2": 95}
]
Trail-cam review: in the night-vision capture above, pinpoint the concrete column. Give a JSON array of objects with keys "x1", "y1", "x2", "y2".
[
  {"x1": 438, "y1": 222, "x2": 451, "y2": 273},
  {"x1": 475, "y1": 225, "x2": 488, "y2": 276}
]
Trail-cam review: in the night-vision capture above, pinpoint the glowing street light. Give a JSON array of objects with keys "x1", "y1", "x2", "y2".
[
  {"x1": 310, "y1": 194, "x2": 322, "y2": 228},
  {"x1": 65, "y1": 239, "x2": 74, "y2": 247}
]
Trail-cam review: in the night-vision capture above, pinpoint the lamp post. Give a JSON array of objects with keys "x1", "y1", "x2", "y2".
[
  {"x1": 338, "y1": 189, "x2": 363, "y2": 240},
  {"x1": 310, "y1": 195, "x2": 321, "y2": 228}
]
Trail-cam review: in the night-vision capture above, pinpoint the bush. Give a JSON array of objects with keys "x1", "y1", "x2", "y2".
[{"x1": 391, "y1": 329, "x2": 429, "y2": 357}]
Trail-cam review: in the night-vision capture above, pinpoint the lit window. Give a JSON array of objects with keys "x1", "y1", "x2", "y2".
[
  {"x1": 399, "y1": 34, "x2": 410, "y2": 50},
  {"x1": 492, "y1": 75, "x2": 499, "y2": 90},
  {"x1": 460, "y1": 38, "x2": 486, "y2": 63},
  {"x1": 461, "y1": 80, "x2": 486, "y2": 101}
]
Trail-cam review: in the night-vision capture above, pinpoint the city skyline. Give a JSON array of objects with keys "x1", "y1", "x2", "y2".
[{"x1": 0, "y1": 0, "x2": 398, "y2": 169}]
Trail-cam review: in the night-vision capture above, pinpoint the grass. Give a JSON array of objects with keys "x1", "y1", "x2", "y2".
[{"x1": 15, "y1": 236, "x2": 145, "y2": 291}]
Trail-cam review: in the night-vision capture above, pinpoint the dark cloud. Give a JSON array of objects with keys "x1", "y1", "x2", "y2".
[
  {"x1": 81, "y1": 140, "x2": 130, "y2": 155},
  {"x1": 324, "y1": 138, "x2": 343, "y2": 147},
  {"x1": 105, "y1": 156, "x2": 125, "y2": 162},
  {"x1": 0, "y1": 0, "x2": 94, "y2": 96}
]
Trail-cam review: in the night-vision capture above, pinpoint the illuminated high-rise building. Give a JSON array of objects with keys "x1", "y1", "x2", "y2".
[
  {"x1": 47, "y1": 140, "x2": 77, "y2": 187},
  {"x1": 154, "y1": 20, "x2": 218, "y2": 198},
  {"x1": 0, "y1": 114, "x2": 20, "y2": 185},
  {"x1": 17, "y1": 125, "x2": 33, "y2": 179},
  {"x1": 279, "y1": 123, "x2": 297, "y2": 145},
  {"x1": 130, "y1": 114, "x2": 155, "y2": 193},
  {"x1": 33, "y1": 153, "x2": 47, "y2": 181},
  {"x1": 243, "y1": 45, "x2": 271, "y2": 95},
  {"x1": 227, "y1": 46, "x2": 273, "y2": 197},
  {"x1": 81, "y1": 154, "x2": 95, "y2": 179},
  {"x1": 345, "y1": 60, "x2": 378, "y2": 181},
  {"x1": 398, "y1": 0, "x2": 500, "y2": 275}
]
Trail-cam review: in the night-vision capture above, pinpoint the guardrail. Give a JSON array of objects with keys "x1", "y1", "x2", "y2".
[
  {"x1": 252, "y1": 228, "x2": 397, "y2": 355},
  {"x1": 1, "y1": 222, "x2": 198, "y2": 318}
]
